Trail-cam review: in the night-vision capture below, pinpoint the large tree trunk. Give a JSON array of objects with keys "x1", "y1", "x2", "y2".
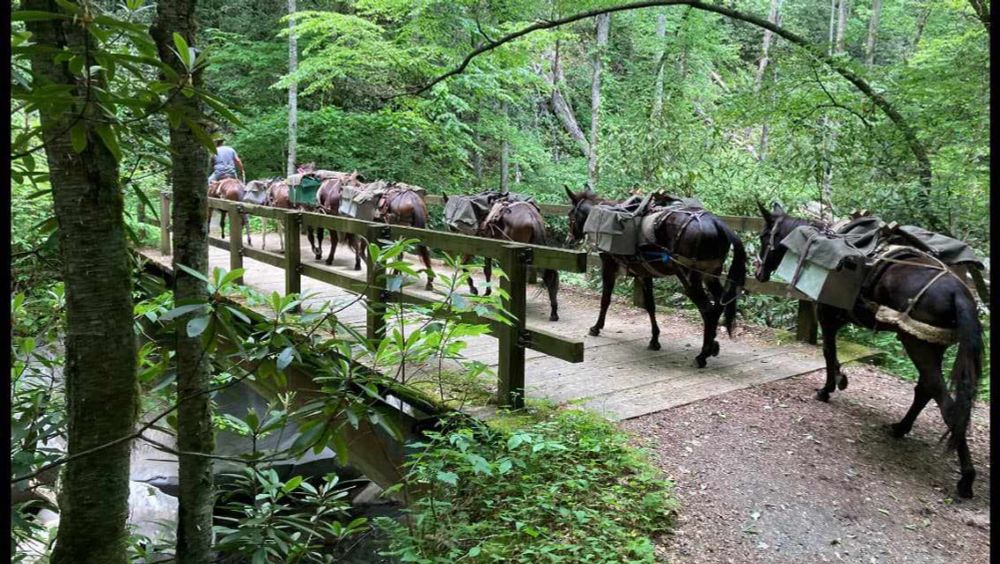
[
  {"x1": 151, "y1": 2, "x2": 215, "y2": 563},
  {"x1": 835, "y1": 0, "x2": 848, "y2": 54},
  {"x1": 651, "y1": 13, "x2": 667, "y2": 119},
  {"x1": 968, "y1": 0, "x2": 990, "y2": 36},
  {"x1": 865, "y1": 0, "x2": 882, "y2": 66},
  {"x1": 23, "y1": 2, "x2": 139, "y2": 562},
  {"x1": 287, "y1": 0, "x2": 298, "y2": 176},
  {"x1": 543, "y1": 42, "x2": 590, "y2": 158},
  {"x1": 904, "y1": 4, "x2": 933, "y2": 63},
  {"x1": 500, "y1": 101, "x2": 510, "y2": 192},
  {"x1": 755, "y1": 0, "x2": 782, "y2": 160},
  {"x1": 588, "y1": 14, "x2": 610, "y2": 190}
]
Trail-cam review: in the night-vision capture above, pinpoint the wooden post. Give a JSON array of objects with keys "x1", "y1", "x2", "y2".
[
  {"x1": 497, "y1": 244, "x2": 529, "y2": 409},
  {"x1": 796, "y1": 300, "x2": 818, "y2": 344},
  {"x1": 632, "y1": 276, "x2": 644, "y2": 308},
  {"x1": 228, "y1": 207, "x2": 244, "y2": 284},
  {"x1": 159, "y1": 191, "x2": 171, "y2": 255},
  {"x1": 365, "y1": 224, "x2": 389, "y2": 342},
  {"x1": 284, "y1": 211, "x2": 302, "y2": 296}
]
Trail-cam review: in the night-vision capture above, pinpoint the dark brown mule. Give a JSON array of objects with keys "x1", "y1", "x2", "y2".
[
  {"x1": 565, "y1": 187, "x2": 746, "y2": 367},
  {"x1": 313, "y1": 171, "x2": 363, "y2": 268},
  {"x1": 209, "y1": 178, "x2": 252, "y2": 246},
  {"x1": 443, "y1": 193, "x2": 560, "y2": 321},
  {"x1": 754, "y1": 202, "x2": 983, "y2": 498},
  {"x1": 378, "y1": 183, "x2": 435, "y2": 290}
]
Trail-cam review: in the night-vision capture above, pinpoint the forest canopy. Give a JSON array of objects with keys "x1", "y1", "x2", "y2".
[{"x1": 196, "y1": 0, "x2": 988, "y2": 248}]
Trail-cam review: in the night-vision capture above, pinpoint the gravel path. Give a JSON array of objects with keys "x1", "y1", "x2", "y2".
[{"x1": 623, "y1": 363, "x2": 990, "y2": 563}]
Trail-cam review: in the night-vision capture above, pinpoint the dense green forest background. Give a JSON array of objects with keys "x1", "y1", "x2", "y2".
[{"x1": 190, "y1": 0, "x2": 988, "y2": 247}]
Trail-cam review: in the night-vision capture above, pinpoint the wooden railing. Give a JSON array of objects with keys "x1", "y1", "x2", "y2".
[{"x1": 149, "y1": 192, "x2": 590, "y2": 409}]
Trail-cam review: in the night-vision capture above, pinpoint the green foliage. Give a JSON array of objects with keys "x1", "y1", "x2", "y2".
[{"x1": 377, "y1": 410, "x2": 675, "y2": 563}]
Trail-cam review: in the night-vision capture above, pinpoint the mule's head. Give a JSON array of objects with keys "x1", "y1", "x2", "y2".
[
  {"x1": 564, "y1": 184, "x2": 597, "y2": 245},
  {"x1": 754, "y1": 201, "x2": 789, "y2": 282}
]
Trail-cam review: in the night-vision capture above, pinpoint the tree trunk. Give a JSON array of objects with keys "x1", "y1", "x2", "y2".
[
  {"x1": 835, "y1": 0, "x2": 848, "y2": 54},
  {"x1": 904, "y1": 4, "x2": 933, "y2": 63},
  {"x1": 968, "y1": 0, "x2": 991, "y2": 36},
  {"x1": 500, "y1": 101, "x2": 510, "y2": 192},
  {"x1": 514, "y1": 161, "x2": 521, "y2": 184},
  {"x1": 865, "y1": 0, "x2": 882, "y2": 66},
  {"x1": 588, "y1": 13, "x2": 610, "y2": 190},
  {"x1": 151, "y1": 1, "x2": 215, "y2": 562},
  {"x1": 827, "y1": 0, "x2": 837, "y2": 56},
  {"x1": 544, "y1": 42, "x2": 590, "y2": 158},
  {"x1": 651, "y1": 13, "x2": 667, "y2": 119},
  {"x1": 23, "y1": 2, "x2": 138, "y2": 562},
  {"x1": 755, "y1": 0, "x2": 782, "y2": 160},
  {"x1": 287, "y1": 0, "x2": 298, "y2": 176}
]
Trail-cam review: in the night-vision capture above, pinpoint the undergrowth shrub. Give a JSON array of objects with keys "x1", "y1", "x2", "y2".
[{"x1": 377, "y1": 409, "x2": 675, "y2": 563}]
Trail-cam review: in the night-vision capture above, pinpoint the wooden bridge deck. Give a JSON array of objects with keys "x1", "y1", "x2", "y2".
[{"x1": 138, "y1": 227, "x2": 876, "y2": 421}]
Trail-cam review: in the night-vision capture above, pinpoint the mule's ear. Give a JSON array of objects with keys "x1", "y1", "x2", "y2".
[
  {"x1": 756, "y1": 199, "x2": 771, "y2": 222},
  {"x1": 771, "y1": 202, "x2": 785, "y2": 216},
  {"x1": 564, "y1": 184, "x2": 578, "y2": 204}
]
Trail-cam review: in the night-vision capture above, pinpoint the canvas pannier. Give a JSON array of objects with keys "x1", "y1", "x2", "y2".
[
  {"x1": 774, "y1": 225, "x2": 870, "y2": 310},
  {"x1": 339, "y1": 181, "x2": 389, "y2": 221},
  {"x1": 582, "y1": 195, "x2": 652, "y2": 255},
  {"x1": 443, "y1": 193, "x2": 492, "y2": 234}
]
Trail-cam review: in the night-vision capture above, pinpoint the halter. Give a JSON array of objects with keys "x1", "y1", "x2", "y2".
[{"x1": 758, "y1": 216, "x2": 785, "y2": 271}]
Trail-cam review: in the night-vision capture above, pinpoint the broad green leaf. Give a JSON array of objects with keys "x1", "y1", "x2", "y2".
[
  {"x1": 69, "y1": 121, "x2": 87, "y2": 153},
  {"x1": 186, "y1": 315, "x2": 211, "y2": 337}
]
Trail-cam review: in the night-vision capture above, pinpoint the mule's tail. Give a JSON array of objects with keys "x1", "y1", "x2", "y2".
[
  {"x1": 712, "y1": 216, "x2": 747, "y2": 337},
  {"x1": 948, "y1": 293, "x2": 982, "y2": 451}
]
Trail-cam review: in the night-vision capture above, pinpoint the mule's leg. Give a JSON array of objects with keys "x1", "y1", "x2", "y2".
[
  {"x1": 219, "y1": 209, "x2": 227, "y2": 239},
  {"x1": 242, "y1": 213, "x2": 252, "y2": 247},
  {"x1": 641, "y1": 276, "x2": 660, "y2": 350},
  {"x1": 315, "y1": 226, "x2": 325, "y2": 261},
  {"x1": 462, "y1": 254, "x2": 479, "y2": 295},
  {"x1": 351, "y1": 235, "x2": 362, "y2": 271},
  {"x1": 682, "y1": 274, "x2": 720, "y2": 368},
  {"x1": 891, "y1": 334, "x2": 947, "y2": 437},
  {"x1": 543, "y1": 269, "x2": 560, "y2": 322},
  {"x1": 816, "y1": 307, "x2": 848, "y2": 402},
  {"x1": 324, "y1": 229, "x2": 339, "y2": 266},
  {"x1": 306, "y1": 227, "x2": 321, "y2": 260},
  {"x1": 417, "y1": 245, "x2": 434, "y2": 290},
  {"x1": 483, "y1": 258, "x2": 492, "y2": 297},
  {"x1": 589, "y1": 255, "x2": 618, "y2": 337}
]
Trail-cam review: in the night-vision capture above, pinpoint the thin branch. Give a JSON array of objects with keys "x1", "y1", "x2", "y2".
[{"x1": 811, "y1": 64, "x2": 872, "y2": 128}]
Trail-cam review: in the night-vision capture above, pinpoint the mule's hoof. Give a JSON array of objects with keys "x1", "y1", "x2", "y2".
[
  {"x1": 957, "y1": 472, "x2": 976, "y2": 499},
  {"x1": 887, "y1": 422, "x2": 910, "y2": 439},
  {"x1": 695, "y1": 356, "x2": 707, "y2": 368},
  {"x1": 484, "y1": 289, "x2": 492, "y2": 297},
  {"x1": 589, "y1": 327, "x2": 601, "y2": 337},
  {"x1": 710, "y1": 341, "x2": 720, "y2": 357},
  {"x1": 425, "y1": 284, "x2": 434, "y2": 291},
  {"x1": 815, "y1": 389, "x2": 831, "y2": 402},
  {"x1": 549, "y1": 314, "x2": 559, "y2": 322},
  {"x1": 324, "y1": 259, "x2": 333, "y2": 266},
  {"x1": 648, "y1": 341, "x2": 661, "y2": 351},
  {"x1": 353, "y1": 264, "x2": 362, "y2": 271},
  {"x1": 837, "y1": 373, "x2": 849, "y2": 391},
  {"x1": 469, "y1": 287, "x2": 479, "y2": 296}
]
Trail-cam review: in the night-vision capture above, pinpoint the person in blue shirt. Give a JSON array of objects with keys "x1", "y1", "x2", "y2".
[{"x1": 208, "y1": 137, "x2": 245, "y2": 183}]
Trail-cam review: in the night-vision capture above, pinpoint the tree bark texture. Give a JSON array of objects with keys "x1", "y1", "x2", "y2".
[
  {"x1": 151, "y1": 1, "x2": 215, "y2": 562},
  {"x1": 543, "y1": 43, "x2": 590, "y2": 158},
  {"x1": 287, "y1": 0, "x2": 298, "y2": 176},
  {"x1": 755, "y1": 0, "x2": 782, "y2": 160},
  {"x1": 968, "y1": 0, "x2": 990, "y2": 36},
  {"x1": 500, "y1": 101, "x2": 510, "y2": 192},
  {"x1": 23, "y1": 2, "x2": 139, "y2": 562},
  {"x1": 865, "y1": 0, "x2": 882, "y2": 66},
  {"x1": 835, "y1": 0, "x2": 848, "y2": 54},
  {"x1": 651, "y1": 13, "x2": 667, "y2": 119},
  {"x1": 588, "y1": 13, "x2": 610, "y2": 190}
]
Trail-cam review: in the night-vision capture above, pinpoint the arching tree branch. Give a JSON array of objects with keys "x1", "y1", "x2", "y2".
[{"x1": 397, "y1": 0, "x2": 938, "y2": 225}]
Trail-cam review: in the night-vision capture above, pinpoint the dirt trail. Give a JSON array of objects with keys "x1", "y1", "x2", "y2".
[{"x1": 623, "y1": 364, "x2": 990, "y2": 563}]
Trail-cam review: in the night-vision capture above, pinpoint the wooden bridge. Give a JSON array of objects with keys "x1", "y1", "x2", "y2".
[{"x1": 136, "y1": 192, "x2": 876, "y2": 420}]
